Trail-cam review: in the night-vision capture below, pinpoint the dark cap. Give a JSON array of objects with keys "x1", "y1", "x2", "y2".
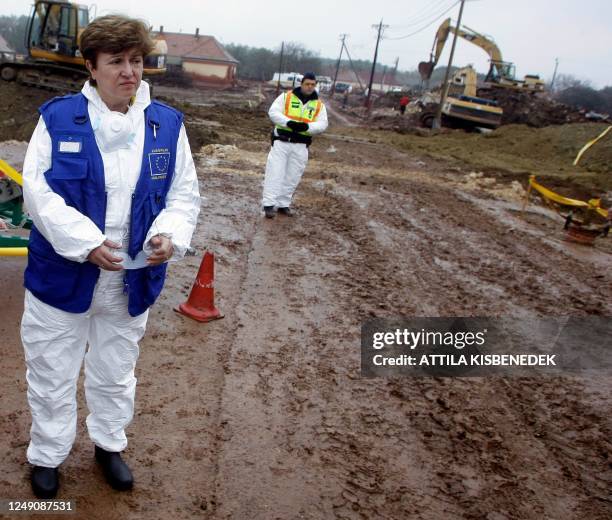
[{"x1": 302, "y1": 72, "x2": 316, "y2": 82}]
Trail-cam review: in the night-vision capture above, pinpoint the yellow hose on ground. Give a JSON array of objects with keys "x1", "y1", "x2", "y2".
[
  {"x1": 528, "y1": 176, "x2": 609, "y2": 218},
  {"x1": 573, "y1": 125, "x2": 612, "y2": 166}
]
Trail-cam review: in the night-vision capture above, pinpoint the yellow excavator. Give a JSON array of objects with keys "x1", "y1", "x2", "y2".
[
  {"x1": 0, "y1": 1, "x2": 167, "y2": 91},
  {"x1": 419, "y1": 18, "x2": 544, "y2": 92}
]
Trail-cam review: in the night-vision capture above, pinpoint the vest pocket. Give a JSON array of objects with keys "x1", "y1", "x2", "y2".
[
  {"x1": 149, "y1": 190, "x2": 165, "y2": 217},
  {"x1": 26, "y1": 246, "x2": 80, "y2": 302},
  {"x1": 142, "y1": 263, "x2": 167, "y2": 307},
  {"x1": 147, "y1": 263, "x2": 166, "y2": 279},
  {"x1": 49, "y1": 156, "x2": 89, "y2": 180},
  {"x1": 45, "y1": 156, "x2": 89, "y2": 210}
]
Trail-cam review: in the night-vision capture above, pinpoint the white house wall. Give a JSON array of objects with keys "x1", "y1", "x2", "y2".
[{"x1": 183, "y1": 61, "x2": 229, "y2": 79}]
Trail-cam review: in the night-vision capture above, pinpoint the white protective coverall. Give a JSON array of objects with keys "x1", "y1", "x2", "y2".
[
  {"x1": 261, "y1": 91, "x2": 328, "y2": 208},
  {"x1": 20, "y1": 80, "x2": 201, "y2": 468}
]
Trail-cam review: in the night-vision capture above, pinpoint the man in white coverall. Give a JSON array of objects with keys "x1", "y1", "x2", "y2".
[
  {"x1": 262, "y1": 72, "x2": 328, "y2": 218},
  {"x1": 20, "y1": 16, "x2": 200, "y2": 498}
]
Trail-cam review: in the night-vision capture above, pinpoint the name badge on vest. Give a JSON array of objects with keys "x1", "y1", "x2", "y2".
[
  {"x1": 149, "y1": 148, "x2": 170, "y2": 180},
  {"x1": 58, "y1": 139, "x2": 82, "y2": 153}
]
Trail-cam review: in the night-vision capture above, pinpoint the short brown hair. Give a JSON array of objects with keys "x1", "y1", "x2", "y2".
[{"x1": 79, "y1": 15, "x2": 155, "y2": 81}]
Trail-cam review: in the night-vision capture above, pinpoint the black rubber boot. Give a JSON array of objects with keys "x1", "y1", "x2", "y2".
[
  {"x1": 277, "y1": 207, "x2": 294, "y2": 217},
  {"x1": 95, "y1": 446, "x2": 134, "y2": 491},
  {"x1": 263, "y1": 206, "x2": 276, "y2": 219},
  {"x1": 31, "y1": 466, "x2": 59, "y2": 499}
]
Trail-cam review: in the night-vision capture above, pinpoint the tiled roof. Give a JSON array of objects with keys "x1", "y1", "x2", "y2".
[
  {"x1": 153, "y1": 32, "x2": 238, "y2": 64},
  {"x1": 0, "y1": 34, "x2": 14, "y2": 53}
]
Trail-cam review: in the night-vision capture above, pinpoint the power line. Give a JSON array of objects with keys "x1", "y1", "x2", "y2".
[
  {"x1": 342, "y1": 42, "x2": 365, "y2": 92},
  {"x1": 391, "y1": 0, "x2": 451, "y2": 28},
  {"x1": 385, "y1": 1, "x2": 460, "y2": 41},
  {"x1": 391, "y1": 0, "x2": 456, "y2": 29}
]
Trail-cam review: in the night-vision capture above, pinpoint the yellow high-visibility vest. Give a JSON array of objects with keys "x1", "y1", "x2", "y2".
[{"x1": 276, "y1": 91, "x2": 323, "y2": 136}]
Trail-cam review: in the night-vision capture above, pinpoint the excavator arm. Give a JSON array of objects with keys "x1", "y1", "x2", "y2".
[
  {"x1": 430, "y1": 18, "x2": 451, "y2": 69},
  {"x1": 419, "y1": 17, "x2": 545, "y2": 91},
  {"x1": 419, "y1": 17, "x2": 513, "y2": 82}
]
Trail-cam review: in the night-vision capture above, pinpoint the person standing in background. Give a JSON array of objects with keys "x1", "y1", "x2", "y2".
[{"x1": 261, "y1": 72, "x2": 328, "y2": 218}]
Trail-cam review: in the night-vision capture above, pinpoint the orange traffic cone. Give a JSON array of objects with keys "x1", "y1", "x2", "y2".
[{"x1": 175, "y1": 252, "x2": 224, "y2": 322}]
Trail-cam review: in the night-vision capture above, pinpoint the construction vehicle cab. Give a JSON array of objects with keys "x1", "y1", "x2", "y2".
[
  {"x1": 420, "y1": 66, "x2": 503, "y2": 130},
  {"x1": 0, "y1": 1, "x2": 167, "y2": 91},
  {"x1": 27, "y1": 1, "x2": 89, "y2": 65}
]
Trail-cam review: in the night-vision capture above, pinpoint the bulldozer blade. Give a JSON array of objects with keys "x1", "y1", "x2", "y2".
[{"x1": 418, "y1": 61, "x2": 435, "y2": 81}]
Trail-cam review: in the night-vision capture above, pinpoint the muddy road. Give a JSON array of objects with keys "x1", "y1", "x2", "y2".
[{"x1": 0, "y1": 84, "x2": 611, "y2": 519}]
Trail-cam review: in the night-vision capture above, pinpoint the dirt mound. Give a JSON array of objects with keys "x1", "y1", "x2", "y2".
[
  {"x1": 365, "y1": 87, "x2": 597, "y2": 131},
  {"x1": 338, "y1": 122, "x2": 612, "y2": 195},
  {"x1": 0, "y1": 80, "x2": 271, "y2": 152},
  {"x1": 479, "y1": 89, "x2": 594, "y2": 127},
  {"x1": 0, "y1": 81, "x2": 55, "y2": 143},
  {"x1": 487, "y1": 123, "x2": 612, "y2": 177},
  {"x1": 158, "y1": 89, "x2": 270, "y2": 151}
]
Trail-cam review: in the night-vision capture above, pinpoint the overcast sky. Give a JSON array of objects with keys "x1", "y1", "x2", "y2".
[{"x1": 1, "y1": 0, "x2": 610, "y2": 87}]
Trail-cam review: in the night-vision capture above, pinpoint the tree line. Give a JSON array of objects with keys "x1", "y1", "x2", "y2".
[
  {"x1": 1, "y1": 14, "x2": 610, "y2": 114},
  {"x1": 224, "y1": 41, "x2": 424, "y2": 86},
  {"x1": 553, "y1": 74, "x2": 612, "y2": 115},
  {"x1": 0, "y1": 15, "x2": 29, "y2": 54},
  {"x1": 225, "y1": 42, "x2": 612, "y2": 115}
]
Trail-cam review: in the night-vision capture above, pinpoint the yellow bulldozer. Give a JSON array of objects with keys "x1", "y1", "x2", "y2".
[
  {"x1": 419, "y1": 18, "x2": 545, "y2": 92},
  {"x1": 0, "y1": 1, "x2": 167, "y2": 91},
  {"x1": 419, "y1": 65, "x2": 504, "y2": 130}
]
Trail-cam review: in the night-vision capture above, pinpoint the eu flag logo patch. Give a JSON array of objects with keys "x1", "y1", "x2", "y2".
[{"x1": 149, "y1": 152, "x2": 170, "y2": 179}]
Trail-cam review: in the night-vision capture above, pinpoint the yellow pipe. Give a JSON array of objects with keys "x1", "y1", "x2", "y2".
[
  {"x1": 0, "y1": 247, "x2": 28, "y2": 256},
  {"x1": 0, "y1": 158, "x2": 23, "y2": 186}
]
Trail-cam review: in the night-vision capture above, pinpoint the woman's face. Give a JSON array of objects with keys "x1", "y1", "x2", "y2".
[{"x1": 86, "y1": 48, "x2": 144, "y2": 108}]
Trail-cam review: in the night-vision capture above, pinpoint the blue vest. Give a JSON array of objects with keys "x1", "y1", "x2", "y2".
[{"x1": 24, "y1": 92, "x2": 184, "y2": 317}]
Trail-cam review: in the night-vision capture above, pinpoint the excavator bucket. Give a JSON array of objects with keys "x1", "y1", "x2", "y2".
[{"x1": 418, "y1": 61, "x2": 435, "y2": 81}]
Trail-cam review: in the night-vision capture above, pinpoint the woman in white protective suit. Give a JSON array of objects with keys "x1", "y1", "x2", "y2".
[{"x1": 20, "y1": 15, "x2": 200, "y2": 498}]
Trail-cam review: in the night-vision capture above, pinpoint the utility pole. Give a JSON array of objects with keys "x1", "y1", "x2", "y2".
[
  {"x1": 433, "y1": 0, "x2": 466, "y2": 129},
  {"x1": 550, "y1": 57, "x2": 559, "y2": 92},
  {"x1": 275, "y1": 41, "x2": 284, "y2": 96},
  {"x1": 331, "y1": 34, "x2": 348, "y2": 98},
  {"x1": 391, "y1": 57, "x2": 399, "y2": 85},
  {"x1": 380, "y1": 65, "x2": 387, "y2": 91},
  {"x1": 365, "y1": 19, "x2": 388, "y2": 113},
  {"x1": 343, "y1": 43, "x2": 365, "y2": 92}
]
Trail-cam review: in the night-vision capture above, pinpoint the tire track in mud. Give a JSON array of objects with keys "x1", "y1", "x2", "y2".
[
  {"x1": 298, "y1": 171, "x2": 612, "y2": 519},
  {"x1": 203, "y1": 139, "x2": 612, "y2": 519},
  {"x1": 293, "y1": 180, "x2": 549, "y2": 519},
  {"x1": 186, "y1": 162, "x2": 265, "y2": 518},
  {"x1": 204, "y1": 161, "x2": 459, "y2": 518}
]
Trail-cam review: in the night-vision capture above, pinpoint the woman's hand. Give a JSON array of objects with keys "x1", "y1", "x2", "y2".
[
  {"x1": 87, "y1": 239, "x2": 123, "y2": 271},
  {"x1": 147, "y1": 235, "x2": 174, "y2": 266}
]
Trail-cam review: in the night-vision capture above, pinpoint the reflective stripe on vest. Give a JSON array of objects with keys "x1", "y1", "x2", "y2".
[{"x1": 276, "y1": 91, "x2": 322, "y2": 136}]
